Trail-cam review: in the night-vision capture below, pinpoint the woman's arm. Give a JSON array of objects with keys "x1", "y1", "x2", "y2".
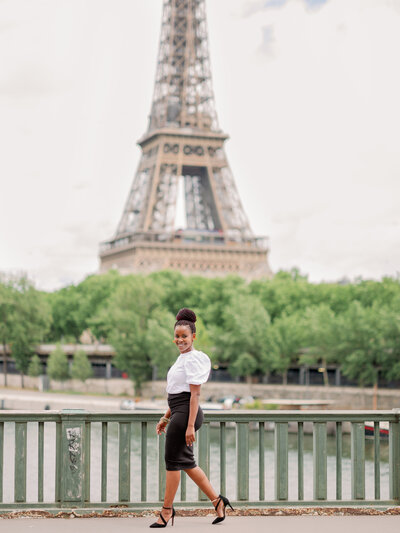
[
  {"x1": 156, "y1": 407, "x2": 171, "y2": 435},
  {"x1": 186, "y1": 384, "x2": 201, "y2": 446}
]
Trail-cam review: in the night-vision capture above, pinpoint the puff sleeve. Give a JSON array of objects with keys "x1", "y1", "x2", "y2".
[{"x1": 184, "y1": 351, "x2": 211, "y2": 385}]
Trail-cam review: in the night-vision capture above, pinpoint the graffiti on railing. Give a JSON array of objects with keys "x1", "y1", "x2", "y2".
[{"x1": 66, "y1": 427, "x2": 81, "y2": 473}]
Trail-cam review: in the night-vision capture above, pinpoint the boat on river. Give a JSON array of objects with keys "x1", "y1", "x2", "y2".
[{"x1": 364, "y1": 421, "x2": 389, "y2": 438}]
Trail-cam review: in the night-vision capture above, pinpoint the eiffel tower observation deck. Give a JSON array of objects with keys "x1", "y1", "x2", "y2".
[{"x1": 99, "y1": 0, "x2": 272, "y2": 278}]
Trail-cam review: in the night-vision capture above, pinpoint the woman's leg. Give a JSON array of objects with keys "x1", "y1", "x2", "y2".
[
  {"x1": 155, "y1": 470, "x2": 180, "y2": 525},
  {"x1": 183, "y1": 467, "x2": 224, "y2": 517}
]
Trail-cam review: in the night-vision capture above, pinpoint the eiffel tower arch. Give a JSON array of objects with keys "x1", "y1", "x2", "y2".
[{"x1": 99, "y1": 0, "x2": 272, "y2": 279}]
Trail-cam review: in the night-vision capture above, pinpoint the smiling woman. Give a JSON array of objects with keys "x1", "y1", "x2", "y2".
[{"x1": 150, "y1": 308, "x2": 233, "y2": 528}]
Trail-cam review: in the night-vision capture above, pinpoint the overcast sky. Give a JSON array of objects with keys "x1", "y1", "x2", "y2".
[{"x1": 1, "y1": 0, "x2": 399, "y2": 291}]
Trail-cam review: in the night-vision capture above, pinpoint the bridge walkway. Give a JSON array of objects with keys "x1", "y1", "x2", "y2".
[{"x1": 2, "y1": 516, "x2": 400, "y2": 532}]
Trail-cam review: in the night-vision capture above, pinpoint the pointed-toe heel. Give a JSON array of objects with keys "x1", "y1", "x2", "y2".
[
  {"x1": 149, "y1": 506, "x2": 175, "y2": 528},
  {"x1": 212, "y1": 495, "x2": 234, "y2": 525}
]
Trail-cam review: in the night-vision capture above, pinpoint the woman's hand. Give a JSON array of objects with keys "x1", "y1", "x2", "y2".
[
  {"x1": 185, "y1": 424, "x2": 195, "y2": 446},
  {"x1": 156, "y1": 419, "x2": 168, "y2": 436}
]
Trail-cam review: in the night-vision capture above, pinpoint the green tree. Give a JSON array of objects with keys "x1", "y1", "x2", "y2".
[
  {"x1": 45, "y1": 270, "x2": 124, "y2": 342},
  {"x1": 145, "y1": 310, "x2": 177, "y2": 379},
  {"x1": 214, "y1": 294, "x2": 275, "y2": 382},
  {"x1": 250, "y1": 269, "x2": 357, "y2": 321},
  {"x1": 47, "y1": 344, "x2": 70, "y2": 384},
  {"x1": 32, "y1": 269, "x2": 400, "y2": 392},
  {"x1": 11, "y1": 277, "x2": 51, "y2": 387},
  {"x1": 201, "y1": 275, "x2": 248, "y2": 328},
  {"x1": 148, "y1": 270, "x2": 196, "y2": 317},
  {"x1": 230, "y1": 352, "x2": 258, "y2": 380},
  {"x1": 351, "y1": 276, "x2": 400, "y2": 310},
  {"x1": 101, "y1": 275, "x2": 166, "y2": 392},
  {"x1": 74, "y1": 270, "x2": 125, "y2": 341},
  {"x1": 249, "y1": 270, "x2": 312, "y2": 321},
  {"x1": 70, "y1": 349, "x2": 93, "y2": 382},
  {"x1": 0, "y1": 278, "x2": 14, "y2": 386},
  {"x1": 268, "y1": 311, "x2": 306, "y2": 384},
  {"x1": 192, "y1": 317, "x2": 213, "y2": 358},
  {"x1": 336, "y1": 301, "x2": 385, "y2": 406},
  {"x1": 45, "y1": 285, "x2": 83, "y2": 342},
  {"x1": 379, "y1": 304, "x2": 400, "y2": 384},
  {"x1": 0, "y1": 275, "x2": 51, "y2": 387},
  {"x1": 28, "y1": 354, "x2": 42, "y2": 377},
  {"x1": 300, "y1": 304, "x2": 341, "y2": 386}
]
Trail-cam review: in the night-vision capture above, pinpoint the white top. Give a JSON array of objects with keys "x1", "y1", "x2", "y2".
[{"x1": 166, "y1": 349, "x2": 211, "y2": 394}]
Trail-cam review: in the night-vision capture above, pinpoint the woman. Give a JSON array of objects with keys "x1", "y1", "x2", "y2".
[{"x1": 150, "y1": 308, "x2": 233, "y2": 528}]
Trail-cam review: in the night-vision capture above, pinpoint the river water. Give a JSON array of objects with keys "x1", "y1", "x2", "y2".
[{"x1": 2, "y1": 423, "x2": 389, "y2": 503}]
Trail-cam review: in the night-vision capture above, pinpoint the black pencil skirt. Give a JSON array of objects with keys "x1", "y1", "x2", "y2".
[{"x1": 165, "y1": 391, "x2": 204, "y2": 471}]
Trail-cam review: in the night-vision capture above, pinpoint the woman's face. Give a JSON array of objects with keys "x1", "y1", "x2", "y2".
[{"x1": 174, "y1": 325, "x2": 196, "y2": 354}]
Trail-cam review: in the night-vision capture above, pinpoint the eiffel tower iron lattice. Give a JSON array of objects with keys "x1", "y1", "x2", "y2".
[{"x1": 99, "y1": 0, "x2": 272, "y2": 278}]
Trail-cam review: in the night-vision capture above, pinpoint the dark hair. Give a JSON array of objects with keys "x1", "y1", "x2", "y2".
[{"x1": 174, "y1": 308, "x2": 196, "y2": 334}]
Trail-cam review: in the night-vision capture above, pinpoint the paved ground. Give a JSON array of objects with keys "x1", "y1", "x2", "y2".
[{"x1": 1, "y1": 516, "x2": 400, "y2": 532}]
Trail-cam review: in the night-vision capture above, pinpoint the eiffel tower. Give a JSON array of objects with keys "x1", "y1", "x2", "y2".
[{"x1": 99, "y1": 0, "x2": 272, "y2": 278}]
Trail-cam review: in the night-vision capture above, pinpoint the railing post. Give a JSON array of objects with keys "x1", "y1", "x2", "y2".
[
  {"x1": 60, "y1": 409, "x2": 88, "y2": 507},
  {"x1": 336, "y1": 421, "x2": 342, "y2": 500},
  {"x1": 119, "y1": 421, "x2": 131, "y2": 502},
  {"x1": 297, "y1": 421, "x2": 304, "y2": 501},
  {"x1": 220, "y1": 422, "x2": 226, "y2": 497},
  {"x1": 237, "y1": 422, "x2": 249, "y2": 501},
  {"x1": 313, "y1": 422, "x2": 327, "y2": 500},
  {"x1": 259, "y1": 422, "x2": 265, "y2": 501},
  {"x1": 180, "y1": 470, "x2": 187, "y2": 501},
  {"x1": 389, "y1": 410, "x2": 400, "y2": 501},
  {"x1": 0, "y1": 422, "x2": 3, "y2": 503},
  {"x1": 198, "y1": 422, "x2": 210, "y2": 501},
  {"x1": 158, "y1": 433, "x2": 166, "y2": 501},
  {"x1": 275, "y1": 422, "x2": 288, "y2": 501},
  {"x1": 38, "y1": 421, "x2": 44, "y2": 502},
  {"x1": 14, "y1": 422, "x2": 27, "y2": 503},
  {"x1": 55, "y1": 418, "x2": 62, "y2": 503},
  {"x1": 374, "y1": 422, "x2": 380, "y2": 500},
  {"x1": 141, "y1": 421, "x2": 147, "y2": 502},
  {"x1": 84, "y1": 420, "x2": 91, "y2": 503},
  {"x1": 351, "y1": 422, "x2": 365, "y2": 500},
  {"x1": 101, "y1": 421, "x2": 108, "y2": 502}
]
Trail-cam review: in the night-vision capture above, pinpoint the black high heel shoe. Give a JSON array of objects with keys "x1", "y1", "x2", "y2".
[
  {"x1": 149, "y1": 506, "x2": 175, "y2": 528},
  {"x1": 212, "y1": 494, "x2": 234, "y2": 525}
]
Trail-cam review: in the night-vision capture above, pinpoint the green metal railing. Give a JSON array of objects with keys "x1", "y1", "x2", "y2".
[{"x1": 0, "y1": 409, "x2": 399, "y2": 511}]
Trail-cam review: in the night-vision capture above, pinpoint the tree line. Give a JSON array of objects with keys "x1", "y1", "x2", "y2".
[{"x1": 1, "y1": 269, "x2": 400, "y2": 392}]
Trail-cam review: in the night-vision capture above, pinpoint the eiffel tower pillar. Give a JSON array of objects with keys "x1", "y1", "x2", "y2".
[{"x1": 99, "y1": 0, "x2": 272, "y2": 279}]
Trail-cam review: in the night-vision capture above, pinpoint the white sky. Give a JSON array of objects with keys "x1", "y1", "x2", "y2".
[{"x1": 1, "y1": 0, "x2": 399, "y2": 291}]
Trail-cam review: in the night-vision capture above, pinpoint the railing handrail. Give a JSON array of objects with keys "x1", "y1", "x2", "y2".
[{"x1": 0, "y1": 409, "x2": 398, "y2": 423}]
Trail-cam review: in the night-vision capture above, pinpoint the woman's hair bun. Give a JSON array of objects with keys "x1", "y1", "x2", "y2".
[{"x1": 176, "y1": 308, "x2": 196, "y2": 323}]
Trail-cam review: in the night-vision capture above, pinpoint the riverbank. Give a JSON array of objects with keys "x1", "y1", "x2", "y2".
[
  {"x1": 142, "y1": 382, "x2": 400, "y2": 410},
  {"x1": 1, "y1": 375, "x2": 400, "y2": 409},
  {"x1": 0, "y1": 387, "x2": 167, "y2": 411}
]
